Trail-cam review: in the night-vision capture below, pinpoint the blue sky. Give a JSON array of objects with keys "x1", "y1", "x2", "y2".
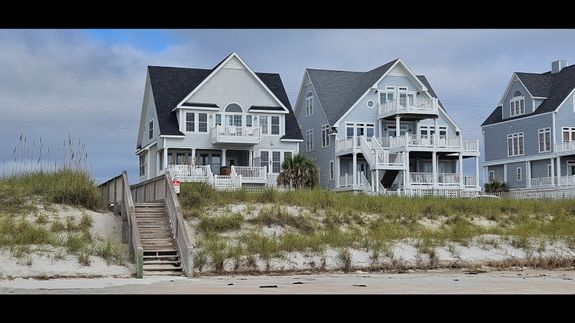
[{"x1": 0, "y1": 29, "x2": 574, "y2": 183}]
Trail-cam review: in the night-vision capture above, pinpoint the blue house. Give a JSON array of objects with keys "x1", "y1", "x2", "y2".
[
  {"x1": 295, "y1": 59, "x2": 481, "y2": 196},
  {"x1": 482, "y1": 60, "x2": 575, "y2": 192}
]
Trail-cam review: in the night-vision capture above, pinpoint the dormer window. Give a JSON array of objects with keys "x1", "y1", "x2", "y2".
[
  {"x1": 148, "y1": 120, "x2": 153, "y2": 140},
  {"x1": 305, "y1": 92, "x2": 313, "y2": 117},
  {"x1": 510, "y1": 91, "x2": 525, "y2": 116}
]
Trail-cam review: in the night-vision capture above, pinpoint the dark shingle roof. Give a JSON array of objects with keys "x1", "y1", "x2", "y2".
[
  {"x1": 182, "y1": 102, "x2": 219, "y2": 108},
  {"x1": 417, "y1": 75, "x2": 445, "y2": 110},
  {"x1": 307, "y1": 60, "x2": 444, "y2": 125},
  {"x1": 482, "y1": 64, "x2": 575, "y2": 126},
  {"x1": 147, "y1": 65, "x2": 302, "y2": 140},
  {"x1": 249, "y1": 106, "x2": 285, "y2": 111}
]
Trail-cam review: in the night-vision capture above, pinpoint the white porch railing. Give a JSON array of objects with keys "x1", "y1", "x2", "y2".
[
  {"x1": 359, "y1": 171, "x2": 373, "y2": 193},
  {"x1": 339, "y1": 174, "x2": 354, "y2": 188},
  {"x1": 378, "y1": 97, "x2": 439, "y2": 118},
  {"x1": 335, "y1": 138, "x2": 355, "y2": 153},
  {"x1": 531, "y1": 176, "x2": 555, "y2": 187},
  {"x1": 211, "y1": 125, "x2": 261, "y2": 144},
  {"x1": 372, "y1": 137, "x2": 404, "y2": 167},
  {"x1": 410, "y1": 172, "x2": 459, "y2": 185},
  {"x1": 410, "y1": 172, "x2": 434, "y2": 184},
  {"x1": 267, "y1": 173, "x2": 279, "y2": 187},
  {"x1": 169, "y1": 164, "x2": 213, "y2": 183},
  {"x1": 559, "y1": 175, "x2": 575, "y2": 186},
  {"x1": 437, "y1": 173, "x2": 460, "y2": 185},
  {"x1": 379, "y1": 134, "x2": 479, "y2": 153},
  {"x1": 231, "y1": 165, "x2": 267, "y2": 183},
  {"x1": 464, "y1": 176, "x2": 476, "y2": 188},
  {"x1": 463, "y1": 140, "x2": 479, "y2": 151},
  {"x1": 555, "y1": 141, "x2": 575, "y2": 154}
]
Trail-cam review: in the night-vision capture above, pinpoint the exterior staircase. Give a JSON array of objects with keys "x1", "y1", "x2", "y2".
[
  {"x1": 135, "y1": 201, "x2": 183, "y2": 276},
  {"x1": 381, "y1": 170, "x2": 400, "y2": 188}
]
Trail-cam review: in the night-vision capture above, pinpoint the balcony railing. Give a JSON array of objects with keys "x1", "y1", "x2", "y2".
[
  {"x1": 231, "y1": 165, "x2": 267, "y2": 183},
  {"x1": 379, "y1": 134, "x2": 479, "y2": 153},
  {"x1": 211, "y1": 125, "x2": 261, "y2": 145},
  {"x1": 338, "y1": 174, "x2": 354, "y2": 188},
  {"x1": 464, "y1": 176, "x2": 477, "y2": 188},
  {"x1": 530, "y1": 177, "x2": 554, "y2": 187},
  {"x1": 410, "y1": 172, "x2": 459, "y2": 185},
  {"x1": 556, "y1": 141, "x2": 575, "y2": 154},
  {"x1": 379, "y1": 97, "x2": 439, "y2": 119}
]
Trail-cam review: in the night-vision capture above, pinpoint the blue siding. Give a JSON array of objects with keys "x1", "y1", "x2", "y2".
[
  {"x1": 501, "y1": 79, "x2": 534, "y2": 119},
  {"x1": 483, "y1": 113, "x2": 553, "y2": 162},
  {"x1": 553, "y1": 89, "x2": 575, "y2": 145},
  {"x1": 296, "y1": 81, "x2": 336, "y2": 189},
  {"x1": 506, "y1": 161, "x2": 526, "y2": 189},
  {"x1": 531, "y1": 159, "x2": 552, "y2": 178},
  {"x1": 487, "y1": 165, "x2": 504, "y2": 182}
]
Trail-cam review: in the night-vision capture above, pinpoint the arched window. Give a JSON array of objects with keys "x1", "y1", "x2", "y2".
[
  {"x1": 224, "y1": 103, "x2": 243, "y2": 127},
  {"x1": 225, "y1": 103, "x2": 243, "y2": 113},
  {"x1": 513, "y1": 91, "x2": 522, "y2": 97}
]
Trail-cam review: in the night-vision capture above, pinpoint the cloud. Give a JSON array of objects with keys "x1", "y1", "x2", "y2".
[{"x1": 1, "y1": 29, "x2": 575, "y2": 184}]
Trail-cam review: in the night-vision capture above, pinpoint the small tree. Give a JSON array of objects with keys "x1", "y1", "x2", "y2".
[
  {"x1": 277, "y1": 154, "x2": 319, "y2": 189},
  {"x1": 484, "y1": 180, "x2": 508, "y2": 193}
]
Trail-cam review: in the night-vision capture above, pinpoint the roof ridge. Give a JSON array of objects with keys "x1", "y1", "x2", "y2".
[{"x1": 307, "y1": 68, "x2": 365, "y2": 73}]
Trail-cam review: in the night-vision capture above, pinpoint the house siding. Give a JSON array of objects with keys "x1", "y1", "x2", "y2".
[
  {"x1": 531, "y1": 159, "x2": 552, "y2": 178},
  {"x1": 501, "y1": 79, "x2": 534, "y2": 119},
  {"x1": 139, "y1": 79, "x2": 160, "y2": 149},
  {"x1": 149, "y1": 144, "x2": 157, "y2": 178},
  {"x1": 506, "y1": 161, "x2": 526, "y2": 189},
  {"x1": 487, "y1": 165, "x2": 504, "y2": 182},
  {"x1": 483, "y1": 113, "x2": 553, "y2": 162},
  {"x1": 553, "y1": 89, "x2": 575, "y2": 144},
  {"x1": 296, "y1": 81, "x2": 335, "y2": 189}
]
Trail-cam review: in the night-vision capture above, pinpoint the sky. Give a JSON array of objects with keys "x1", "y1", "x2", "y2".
[{"x1": 0, "y1": 29, "x2": 574, "y2": 184}]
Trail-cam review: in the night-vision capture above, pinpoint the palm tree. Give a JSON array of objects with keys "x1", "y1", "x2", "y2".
[
  {"x1": 484, "y1": 180, "x2": 508, "y2": 193},
  {"x1": 277, "y1": 154, "x2": 319, "y2": 189}
]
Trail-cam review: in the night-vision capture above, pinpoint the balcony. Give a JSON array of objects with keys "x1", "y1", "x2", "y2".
[
  {"x1": 382, "y1": 134, "x2": 479, "y2": 154},
  {"x1": 211, "y1": 125, "x2": 261, "y2": 145},
  {"x1": 530, "y1": 177, "x2": 554, "y2": 187},
  {"x1": 379, "y1": 97, "x2": 439, "y2": 119},
  {"x1": 410, "y1": 172, "x2": 460, "y2": 186},
  {"x1": 556, "y1": 141, "x2": 575, "y2": 155},
  {"x1": 231, "y1": 165, "x2": 267, "y2": 184}
]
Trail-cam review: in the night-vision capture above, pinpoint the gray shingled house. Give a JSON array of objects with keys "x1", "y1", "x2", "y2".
[
  {"x1": 294, "y1": 58, "x2": 481, "y2": 196},
  {"x1": 135, "y1": 52, "x2": 303, "y2": 189},
  {"x1": 482, "y1": 60, "x2": 575, "y2": 193}
]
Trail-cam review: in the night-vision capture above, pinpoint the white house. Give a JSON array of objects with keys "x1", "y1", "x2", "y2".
[{"x1": 135, "y1": 52, "x2": 303, "y2": 189}]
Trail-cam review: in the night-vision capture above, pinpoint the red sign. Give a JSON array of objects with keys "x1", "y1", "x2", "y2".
[{"x1": 171, "y1": 179, "x2": 180, "y2": 186}]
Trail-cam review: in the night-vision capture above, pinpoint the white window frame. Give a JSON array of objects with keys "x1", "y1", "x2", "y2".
[
  {"x1": 510, "y1": 96, "x2": 525, "y2": 117},
  {"x1": 271, "y1": 116, "x2": 280, "y2": 135},
  {"x1": 185, "y1": 112, "x2": 195, "y2": 132},
  {"x1": 516, "y1": 167, "x2": 522, "y2": 182},
  {"x1": 379, "y1": 86, "x2": 396, "y2": 104},
  {"x1": 507, "y1": 132, "x2": 524, "y2": 157},
  {"x1": 305, "y1": 93, "x2": 314, "y2": 117},
  {"x1": 488, "y1": 170, "x2": 495, "y2": 181},
  {"x1": 538, "y1": 127, "x2": 551, "y2": 153},
  {"x1": 198, "y1": 113, "x2": 208, "y2": 133},
  {"x1": 329, "y1": 160, "x2": 334, "y2": 180},
  {"x1": 346, "y1": 122, "x2": 375, "y2": 139},
  {"x1": 139, "y1": 153, "x2": 147, "y2": 177},
  {"x1": 547, "y1": 164, "x2": 552, "y2": 177},
  {"x1": 259, "y1": 150, "x2": 293, "y2": 174},
  {"x1": 367, "y1": 100, "x2": 375, "y2": 109},
  {"x1": 418, "y1": 125, "x2": 448, "y2": 138},
  {"x1": 306, "y1": 129, "x2": 314, "y2": 152},
  {"x1": 260, "y1": 116, "x2": 268, "y2": 135},
  {"x1": 562, "y1": 127, "x2": 575, "y2": 143},
  {"x1": 148, "y1": 120, "x2": 153, "y2": 140},
  {"x1": 321, "y1": 124, "x2": 330, "y2": 148}
]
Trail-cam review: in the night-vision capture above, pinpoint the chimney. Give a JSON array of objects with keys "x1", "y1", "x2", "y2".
[{"x1": 552, "y1": 60, "x2": 568, "y2": 74}]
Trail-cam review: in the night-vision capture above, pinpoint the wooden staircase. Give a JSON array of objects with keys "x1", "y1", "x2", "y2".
[
  {"x1": 381, "y1": 170, "x2": 400, "y2": 189},
  {"x1": 135, "y1": 201, "x2": 183, "y2": 276}
]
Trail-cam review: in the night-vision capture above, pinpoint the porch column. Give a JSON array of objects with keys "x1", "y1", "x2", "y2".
[
  {"x1": 249, "y1": 151, "x2": 253, "y2": 167},
  {"x1": 475, "y1": 156, "x2": 480, "y2": 191},
  {"x1": 404, "y1": 151, "x2": 410, "y2": 189},
  {"x1": 375, "y1": 169, "x2": 379, "y2": 193},
  {"x1": 352, "y1": 153, "x2": 358, "y2": 187},
  {"x1": 335, "y1": 157, "x2": 340, "y2": 188},
  {"x1": 526, "y1": 161, "x2": 532, "y2": 188},
  {"x1": 222, "y1": 149, "x2": 227, "y2": 167},
  {"x1": 156, "y1": 150, "x2": 160, "y2": 172},
  {"x1": 550, "y1": 158, "x2": 555, "y2": 186},
  {"x1": 458, "y1": 153, "x2": 464, "y2": 189},
  {"x1": 163, "y1": 148, "x2": 168, "y2": 169},
  {"x1": 395, "y1": 116, "x2": 401, "y2": 137},
  {"x1": 146, "y1": 148, "x2": 151, "y2": 179},
  {"x1": 557, "y1": 156, "x2": 561, "y2": 187},
  {"x1": 433, "y1": 117, "x2": 438, "y2": 147},
  {"x1": 432, "y1": 151, "x2": 437, "y2": 189},
  {"x1": 191, "y1": 148, "x2": 196, "y2": 165},
  {"x1": 484, "y1": 166, "x2": 488, "y2": 183},
  {"x1": 503, "y1": 163, "x2": 507, "y2": 184}
]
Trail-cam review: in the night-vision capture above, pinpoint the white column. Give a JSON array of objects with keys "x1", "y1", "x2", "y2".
[
  {"x1": 432, "y1": 151, "x2": 437, "y2": 188},
  {"x1": 404, "y1": 151, "x2": 410, "y2": 189},
  {"x1": 146, "y1": 148, "x2": 151, "y2": 179},
  {"x1": 191, "y1": 148, "x2": 196, "y2": 165},
  {"x1": 550, "y1": 158, "x2": 555, "y2": 185},
  {"x1": 503, "y1": 163, "x2": 507, "y2": 184},
  {"x1": 395, "y1": 116, "x2": 401, "y2": 137},
  {"x1": 556, "y1": 156, "x2": 561, "y2": 187},
  {"x1": 248, "y1": 151, "x2": 253, "y2": 167},
  {"x1": 484, "y1": 166, "x2": 488, "y2": 183},
  {"x1": 222, "y1": 149, "x2": 227, "y2": 166},
  {"x1": 163, "y1": 148, "x2": 168, "y2": 169},
  {"x1": 335, "y1": 157, "x2": 340, "y2": 188},
  {"x1": 156, "y1": 150, "x2": 160, "y2": 172},
  {"x1": 459, "y1": 153, "x2": 464, "y2": 189},
  {"x1": 352, "y1": 153, "x2": 358, "y2": 187},
  {"x1": 475, "y1": 156, "x2": 480, "y2": 190},
  {"x1": 433, "y1": 118, "x2": 438, "y2": 147},
  {"x1": 375, "y1": 169, "x2": 379, "y2": 193},
  {"x1": 526, "y1": 161, "x2": 531, "y2": 188}
]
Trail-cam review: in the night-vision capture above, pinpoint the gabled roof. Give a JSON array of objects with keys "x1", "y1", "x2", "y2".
[
  {"x1": 182, "y1": 102, "x2": 219, "y2": 108},
  {"x1": 306, "y1": 59, "x2": 443, "y2": 126},
  {"x1": 482, "y1": 64, "x2": 575, "y2": 126},
  {"x1": 249, "y1": 106, "x2": 285, "y2": 111},
  {"x1": 147, "y1": 65, "x2": 302, "y2": 140}
]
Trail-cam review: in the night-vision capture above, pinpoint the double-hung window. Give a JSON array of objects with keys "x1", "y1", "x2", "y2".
[
  {"x1": 185, "y1": 113, "x2": 195, "y2": 132},
  {"x1": 510, "y1": 96, "x2": 525, "y2": 116},
  {"x1": 271, "y1": 116, "x2": 280, "y2": 135},
  {"x1": 538, "y1": 128, "x2": 551, "y2": 152},
  {"x1": 260, "y1": 116, "x2": 268, "y2": 135},
  {"x1": 306, "y1": 129, "x2": 314, "y2": 152},
  {"x1": 507, "y1": 132, "x2": 524, "y2": 157},
  {"x1": 305, "y1": 92, "x2": 313, "y2": 117},
  {"x1": 321, "y1": 124, "x2": 330, "y2": 147},
  {"x1": 148, "y1": 120, "x2": 154, "y2": 140},
  {"x1": 562, "y1": 127, "x2": 575, "y2": 142}
]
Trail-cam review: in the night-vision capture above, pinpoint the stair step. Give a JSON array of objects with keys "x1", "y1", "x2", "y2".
[
  {"x1": 144, "y1": 254, "x2": 179, "y2": 259},
  {"x1": 143, "y1": 271, "x2": 183, "y2": 276},
  {"x1": 143, "y1": 259, "x2": 181, "y2": 265},
  {"x1": 143, "y1": 265, "x2": 183, "y2": 271}
]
